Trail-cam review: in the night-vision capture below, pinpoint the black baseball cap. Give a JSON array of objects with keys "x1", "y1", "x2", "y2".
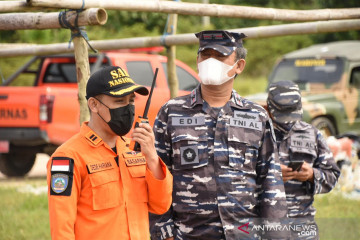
[
  {"x1": 195, "y1": 30, "x2": 247, "y2": 56},
  {"x1": 86, "y1": 66, "x2": 149, "y2": 99}
]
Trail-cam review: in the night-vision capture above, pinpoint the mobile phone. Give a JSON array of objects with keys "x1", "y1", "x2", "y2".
[{"x1": 288, "y1": 160, "x2": 304, "y2": 172}]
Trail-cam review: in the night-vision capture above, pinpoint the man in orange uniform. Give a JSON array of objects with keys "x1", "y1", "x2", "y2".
[{"x1": 47, "y1": 66, "x2": 173, "y2": 240}]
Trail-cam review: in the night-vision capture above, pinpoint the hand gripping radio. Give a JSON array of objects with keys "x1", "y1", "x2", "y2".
[{"x1": 129, "y1": 67, "x2": 159, "y2": 151}]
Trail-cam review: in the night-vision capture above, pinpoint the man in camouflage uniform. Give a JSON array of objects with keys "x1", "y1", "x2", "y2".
[
  {"x1": 149, "y1": 30, "x2": 288, "y2": 240},
  {"x1": 267, "y1": 81, "x2": 340, "y2": 239}
]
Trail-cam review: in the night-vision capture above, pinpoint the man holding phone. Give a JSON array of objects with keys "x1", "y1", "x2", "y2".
[{"x1": 267, "y1": 80, "x2": 340, "y2": 239}]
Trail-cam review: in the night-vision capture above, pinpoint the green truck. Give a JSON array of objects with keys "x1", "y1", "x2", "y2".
[{"x1": 248, "y1": 40, "x2": 360, "y2": 138}]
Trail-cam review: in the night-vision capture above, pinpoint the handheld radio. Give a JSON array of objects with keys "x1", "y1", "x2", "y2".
[{"x1": 129, "y1": 67, "x2": 159, "y2": 151}]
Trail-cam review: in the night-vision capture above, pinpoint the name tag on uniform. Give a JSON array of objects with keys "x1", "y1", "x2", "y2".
[
  {"x1": 123, "y1": 151, "x2": 147, "y2": 166},
  {"x1": 230, "y1": 118, "x2": 262, "y2": 131},
  {"x1": 230, "y1": 111, "x2": 262, "y2": 132},
  {"x1": 87, "y1": 161, "x2": 114, "y2": 174},
  {"x1": 172, "y1": 116, "x2": 205, "y2": 126},
  {"x1": 291, "y1": 133, "x2": 315, "y2": 150}
]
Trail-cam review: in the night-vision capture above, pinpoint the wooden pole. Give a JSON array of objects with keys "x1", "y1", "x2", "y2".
[
  {"x1": 1, "y1": 19, "x2": 360, "y2": 58},
  {"x1": 72, "y1": 29, "x2": 90, "y2": 124},
  {"x1": 26, "y1": 0, "x2": 360, "y2": 22},
  {"x1": 0, "y1": 1, "x2": 50, "y2": 12},
  {"x1": 165, "y1": 12, "x2": 179, "y2": 99},
  {"x1": 0, "y1": 43, "x2": 36, "y2": 49},
  {"x1": 0, "y1": 8, "x2": 107, "y2": 30},
  {"x1": 202, "y1": 0, "x2": 210, "y2": 27}
]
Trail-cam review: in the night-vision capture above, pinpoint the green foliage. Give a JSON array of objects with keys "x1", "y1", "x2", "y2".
[
  {"x1": 0, "y1": 0, "x2": 359, "y2": 86},
  {"x1": 244, "y1": 35, "x2": 313, "y2": 77},
  {"x1": 234, "y1": 75, "x2": 268, "y2": 96},
  {"x1": 0, "y1": 56, "x2": 35, "y2": 86}
]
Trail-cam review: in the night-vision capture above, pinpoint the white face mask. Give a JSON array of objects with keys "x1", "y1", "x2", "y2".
[{"x1": 198, "y1": 57, "x2": 238, "y2": 85}]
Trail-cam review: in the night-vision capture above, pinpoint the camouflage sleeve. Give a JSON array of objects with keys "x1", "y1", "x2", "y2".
[
  {"x1": 312, "y1": 131, "x2": 341, "y2": 194},
  {"x1": 257, "y1": 119, "x2": 288, "y2": 219},
  {"x1": 256, "y1": 120, "x2": 290, "y2": 239},
  {"x1": 149, "y1": 104, "x2": 175, "y2": 240}
]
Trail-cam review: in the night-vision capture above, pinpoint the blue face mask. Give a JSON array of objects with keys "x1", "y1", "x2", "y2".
[{"x1": 96, "y1": 98, "x2": 135, "y2": 136}]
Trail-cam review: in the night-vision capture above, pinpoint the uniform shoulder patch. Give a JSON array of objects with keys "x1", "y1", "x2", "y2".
[
  {"x1": 51, "y1": 174, "x2": 69, "y2": 193},
  {"x1": 50, "y1": 157, "x2": 74, "y2": 196},
  {"x1": 51, "y1": 157, "x2": 74, "y2": 173},
  {"x1": 85, "y1": 131, "x2": 102, "y2": 146}
]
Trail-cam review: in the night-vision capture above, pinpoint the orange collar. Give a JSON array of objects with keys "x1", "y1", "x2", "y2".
[{"x1": 80, "y1": 122, "x2": 127, "y2": 150}]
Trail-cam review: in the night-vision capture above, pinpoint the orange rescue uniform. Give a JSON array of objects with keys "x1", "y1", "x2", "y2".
[{"x1": 47, "y1": 122, "x2": 173, "y2": 240}]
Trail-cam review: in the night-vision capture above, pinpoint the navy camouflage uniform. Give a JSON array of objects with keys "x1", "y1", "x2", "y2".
[
  {"x1": 150, "y1": 85, "x2": 288, "y2": 240},
  {"x1": 267, "y1": 81, "x2": 340, "y2": 239}
]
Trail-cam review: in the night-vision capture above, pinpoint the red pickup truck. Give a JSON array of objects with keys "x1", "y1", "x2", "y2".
[{"x1": 0, "y1": 51, "x2": 199, "y2": 177}]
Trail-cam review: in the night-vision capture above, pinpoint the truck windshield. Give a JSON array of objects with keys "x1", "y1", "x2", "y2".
[
  {"x1": 43, "y1": 57, "x2": 110, "y2": 84},
  {"x1": 269, "y1": 58, "x2": 345, "y2": 89}
]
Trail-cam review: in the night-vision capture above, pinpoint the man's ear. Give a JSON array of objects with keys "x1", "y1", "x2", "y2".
[
  {"x1": 235, "y1": 59, "x2": 246, "y2": 75},
  {"x1": 88, "y1": 97, "x2": 99, "y2": 113}
]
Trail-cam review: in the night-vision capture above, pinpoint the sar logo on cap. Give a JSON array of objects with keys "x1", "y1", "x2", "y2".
[
  {"x1": 86, "y1": 66, "x2": 149, "y2": 99},
  {"x1": 108, "y1": 68, "x2": 134, "y2": 88}
]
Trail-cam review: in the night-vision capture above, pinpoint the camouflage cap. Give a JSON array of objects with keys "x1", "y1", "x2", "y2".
[
  {"x1": 267, "y1": 80, "x2": 303, "y2": 123},
  {"x1": 195, "y1": 30, "x2": 246, "y2": 56}
]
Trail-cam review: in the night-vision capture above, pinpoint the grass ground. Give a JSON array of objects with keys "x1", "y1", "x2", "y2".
[
  {"x1": 314, "y1": 191, "x2": 360, "y2": 240},
  {"x1": 0, "y1": 179, "x2": 49, "y2": 240},
  {"x1": 0, "y1": 178, "x2": 359, "y2": 240}
]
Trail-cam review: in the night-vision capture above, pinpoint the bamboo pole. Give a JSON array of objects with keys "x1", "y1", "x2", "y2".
[
  {"x1": 0, "y1": 43, "x2": 36, "y2": 49},
  {"x1": 27, "y1": 0, "x2": 360, "y2": 22},
  {"x1": 0, "y1": 8, "x2": 107, "y2": 30},
  {"x1": 165, "y1": 12, "x2": 179, "y2": 99},
  {"x1": 0, "y1": 1, "x2": 49, "y2": 12},
  {"x1": 202, "y1": 0, "x2": 210, "y2": 27},
  {"x1": 72, "y1": 29, "x2": 90, "y2": 124},
  {"x1": 1, "y1": 19, "x2": 360, "y2": 57}
]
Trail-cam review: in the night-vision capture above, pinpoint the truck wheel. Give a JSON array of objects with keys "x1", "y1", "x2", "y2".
[
  {"x1": 0, "y1": 152, "x2": 36, "y2": 177},
  {"x1": 311, "y1": 117, "x2": 336, "y2": 138}
]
